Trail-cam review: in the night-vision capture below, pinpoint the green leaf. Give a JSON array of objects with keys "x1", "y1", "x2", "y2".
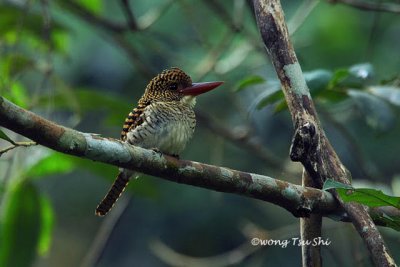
[
  {"x1": 323, "y1": 179, "x2": 400, "y2": 208},
  {"x1": 328, "y1": 63, "x2": 374, "y2": 90},
  {"x1": 52, "y1": 30, "x2": 70, "y2": 54},
  {"x1": 256, "y1": 89, "x2": 283, "y2": 110},
  {"x1": 80, "y1": 0, "x2": 104, "y2": 15},
  {"x1": 339, "y1": 188, "x2": 400, "y2": 208},
  {"x1": 324, "y1": 181, "x2": 400, "y2": 231},
  {"x1": 273, "y1": 99, "x2": 288, "y2": 113},
  {"x1": 368, "y1": 86, "x2": 400, "y2": 107},
  {"x1": 24, "y1": 152, "x2": 76, "y2": 179},
  {"x1": 0, "y1": 128, "x2": 15, "y2": 144},
  {"x1": 0, "y1": 181, "x2": 42, "y2": 267},
  {"x1": 37, "y1": 195, "x2": 54, "y2": 256},
  {"x1": 0, "y1": 4, "x2": 67, "y2": 46},
  {"x1": 8, "y1": 81, "x2": 29, "y2": 108},
  {"x1": 317, "y1": 89, "x2": 348, "y2": 103},
  {"x1": 304, "y1": 69, "x2": 332, "y2": 96},
  {"x1": 348, "y1": 90, "x2": 396, "y2": 132},
  {"x1": 322, "y1": 179, "x2": 353, "y2": 190},
  {"x1": 328, "y1": 68, "x2": 349, "y2": 88},
  {"x1": 233, "y1": 75, "x2": 265, "y2": 92},
  {"x1": 377, "y1": 212, "x2": 400, "y2": 231}
]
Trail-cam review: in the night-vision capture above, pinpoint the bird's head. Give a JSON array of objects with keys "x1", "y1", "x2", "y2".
[{"x1": 141, "y1": 67, "x2": 223, "y2": 104}]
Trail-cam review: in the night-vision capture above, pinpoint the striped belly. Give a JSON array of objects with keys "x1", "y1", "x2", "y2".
[{"x1": 126, "y1": 102, "x2": 196, "y2": 155}]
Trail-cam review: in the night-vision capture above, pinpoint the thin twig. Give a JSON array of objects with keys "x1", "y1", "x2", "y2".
[
  {"x1": 119, "y1": 0, "x2": 138, "y2": 31},
  {"x1": 201, "y1": 0, "x2": 265, "y2": 53},
  {"x1": 0, "y1": 141, "x2": 37, "y2": 156},
  {"x1": 136, "y1": 0, "x2": 175, "y2": 30},
  {"x1": 288, "y1": 0, "x2": 320, "y2": 35}
]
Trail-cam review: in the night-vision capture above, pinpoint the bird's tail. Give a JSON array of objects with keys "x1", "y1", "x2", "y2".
[{"x1": 95, "y1": 170, "x2": 134, "y2": 216}]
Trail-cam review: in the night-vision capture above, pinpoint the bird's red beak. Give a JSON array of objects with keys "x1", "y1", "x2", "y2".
[{"x1": 179, "y1": 81, "x2": 224, "y2": 96}]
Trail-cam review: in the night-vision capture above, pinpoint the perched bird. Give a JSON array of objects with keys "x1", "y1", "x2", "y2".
[{"x1": 95, "y1": 67, "x2": 223, "y2": 216}]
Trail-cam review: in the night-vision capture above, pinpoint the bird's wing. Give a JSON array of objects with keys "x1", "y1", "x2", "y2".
[{"x1": 120, "y1": 103, "x2": 149, "y2": 141}]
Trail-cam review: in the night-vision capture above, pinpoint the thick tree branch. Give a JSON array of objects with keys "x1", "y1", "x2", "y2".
[
  {"x1": 252, "y1": 0, "x2": 396, "y2": 266},
  {"x1": 0, "y1": 95, "x2": 335, "y2": 216},
  {"x1": 0, "y1": 96, "x2": 399, "y2": 227}
]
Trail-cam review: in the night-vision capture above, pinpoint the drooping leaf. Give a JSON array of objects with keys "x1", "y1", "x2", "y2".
[
  {"x1": 368, "y1": 86, "x2": 400, "y2": 107},
  {"x1": 348, "y1": 90, "x2": 396, "y2": 132},
  {"x1": 0, "y1": 181, "x2": 42, "y2": 267},
  {"x1": 233, "y1": 75, "x2": 265, "y2": 92},
  {"x1": 0, "y1": 128, "x2": 15, "y2": 144}
]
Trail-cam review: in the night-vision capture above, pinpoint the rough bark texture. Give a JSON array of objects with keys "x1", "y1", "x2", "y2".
[{"x1": 252, "y1": 0, "x2": 396, "y2": 266}]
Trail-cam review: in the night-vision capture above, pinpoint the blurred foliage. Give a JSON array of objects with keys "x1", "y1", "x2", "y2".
[{"x1": 0, "y1": 0, "x2": 400, "y2": 267}]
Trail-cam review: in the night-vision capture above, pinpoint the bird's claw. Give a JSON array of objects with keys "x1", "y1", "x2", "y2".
[{"x1": 150, "y1": 148, "x2": 180, "y2": 159}]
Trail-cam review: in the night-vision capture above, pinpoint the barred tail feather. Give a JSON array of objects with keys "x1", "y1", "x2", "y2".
[{"x1": 95, "y1": 171, "x2": 133, "y2": 216}]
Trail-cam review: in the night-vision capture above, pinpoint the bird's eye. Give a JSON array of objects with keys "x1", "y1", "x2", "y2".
[{"x1": 169, "y1": 83, "x2": 178, "y2": 90}]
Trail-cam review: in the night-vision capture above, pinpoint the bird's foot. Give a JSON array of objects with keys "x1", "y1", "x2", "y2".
[
  {"x1": 151, "y1": 148, "x2": 162, "y2": 155},
  {"x1": 150, "y1": 148, "x2": 179, "y2": 159},
  {"x1": 169, "y1": 154, "x2": 180, "y2": 159}
]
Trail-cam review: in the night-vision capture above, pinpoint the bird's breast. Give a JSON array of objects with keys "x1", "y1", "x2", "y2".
[{"x1": 126, "y1": 102, "x2": 196, "y2": 155}]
